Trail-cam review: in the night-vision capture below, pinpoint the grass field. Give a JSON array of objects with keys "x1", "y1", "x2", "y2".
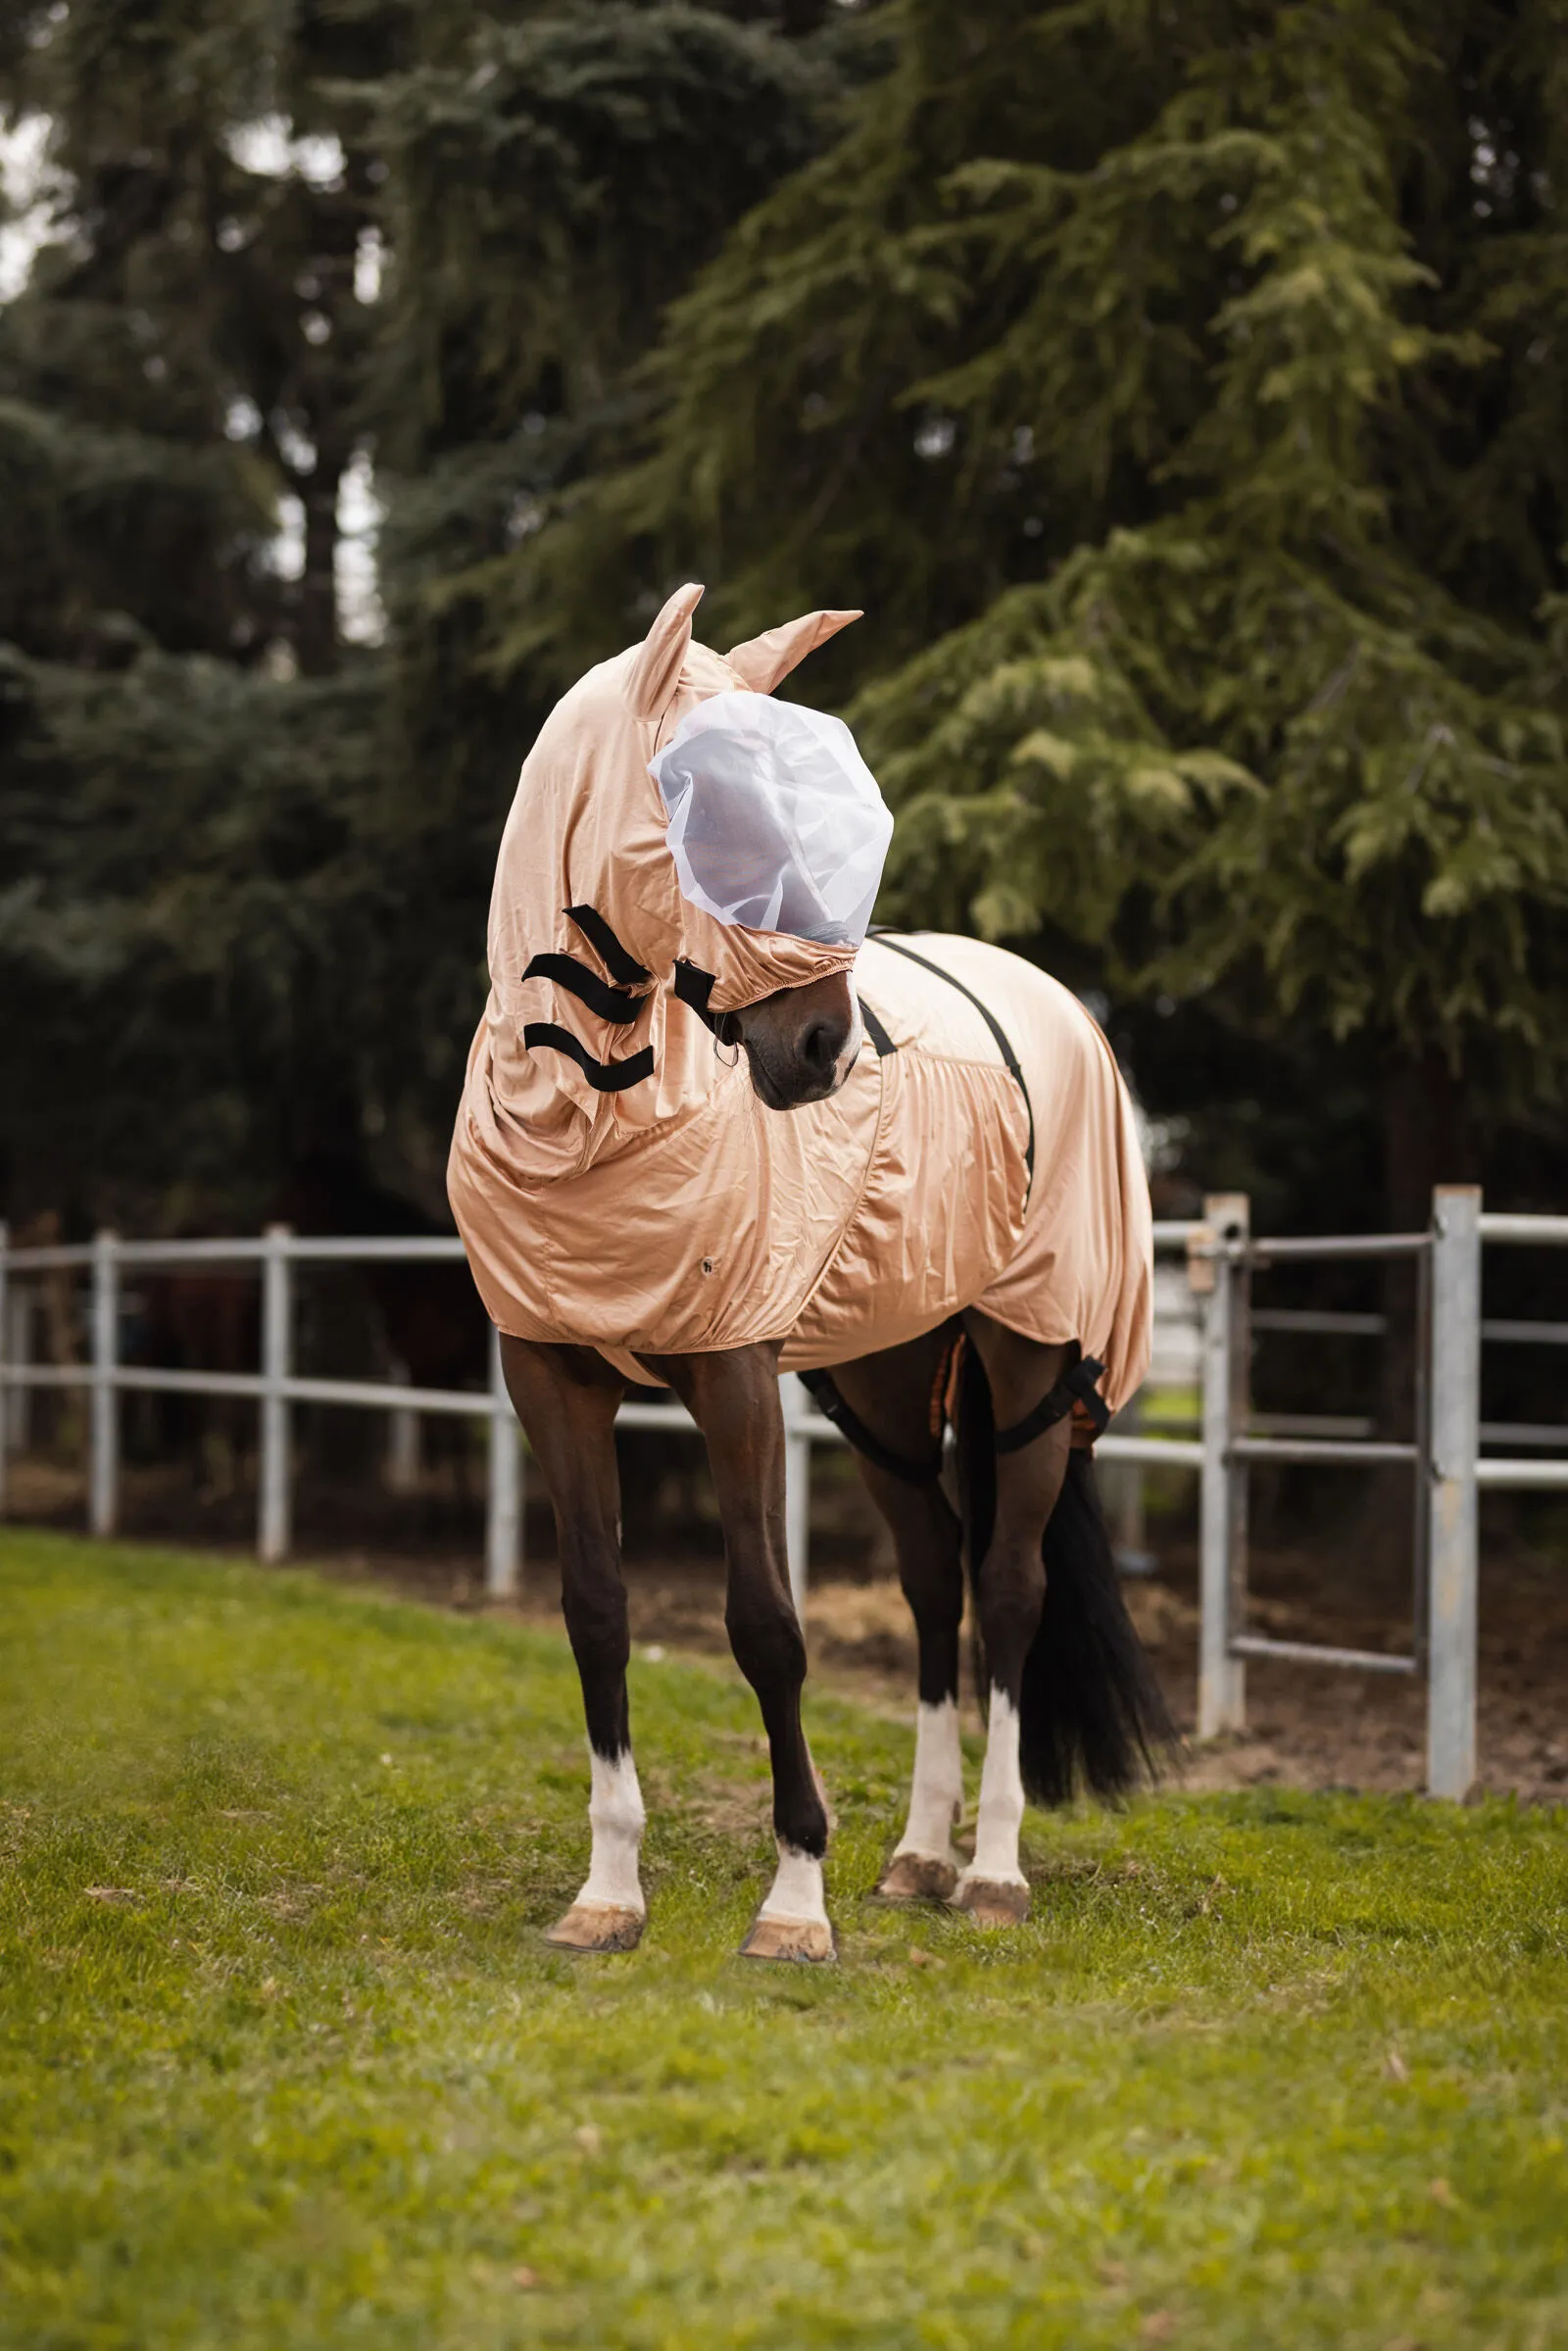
[{"x1": 3, "y1": 1530, "x2": 1567, "y2": 2350}]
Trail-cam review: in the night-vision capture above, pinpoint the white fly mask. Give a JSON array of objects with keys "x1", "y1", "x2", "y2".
[{"x1": 649, "y1": 691, "x2": 894, "y2": 947}]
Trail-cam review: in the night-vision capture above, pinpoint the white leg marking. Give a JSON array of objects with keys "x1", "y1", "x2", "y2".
[
  {"x1": 956, "y1": 1685, "x2": 1028, "y2": 1896},
  {"x1": 577, "y1": 1747, "x2": 646, "y2": 1915},
  {"x1": 758, "y1": 1840, "x2": 829, "y2": 1929},
  {"x1": 831, "y1": 996, "x2": 864, "y2": 1090},
  {"x1": 893, "y1": 1697, "x2": 963, "y2": 1867}
]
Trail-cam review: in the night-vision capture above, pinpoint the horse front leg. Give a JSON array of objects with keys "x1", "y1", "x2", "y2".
[
  {"x1": 497, "y1": 1337, "x2": 646, "y2": 1954},
  {"x1": 646, "y1": 1342, "x2": 833, "y2": 1963}
]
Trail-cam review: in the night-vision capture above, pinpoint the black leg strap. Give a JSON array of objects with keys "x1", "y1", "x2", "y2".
[
  {"x1": 796, "y1": 1368, "x2": 942, "y2": 1487},
  {"x1": 994, "y1": 1353, "x2": 1109, "y2": 1452}
]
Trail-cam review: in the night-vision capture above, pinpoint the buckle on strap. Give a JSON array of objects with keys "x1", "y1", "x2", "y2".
[{"x1": 993, "y1": 1353, "x2": 1108, "y2": 1453}]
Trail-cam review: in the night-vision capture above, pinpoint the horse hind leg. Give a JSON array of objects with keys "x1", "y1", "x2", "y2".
[
  {"x1": 880, "y1": 1499, "x2": 965, "y2": 1903},
  {"x1": 829, "y1": 1335, "x2": 966, "y2": 1904},
  {"x1": 951, "y1": 1317, "x2": 1073, "y2": 1930}
]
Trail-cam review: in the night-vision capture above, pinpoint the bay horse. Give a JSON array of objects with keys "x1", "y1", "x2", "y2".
[{"x1": 450, "y1": 585, "x2": 1171, "y2": 1961}]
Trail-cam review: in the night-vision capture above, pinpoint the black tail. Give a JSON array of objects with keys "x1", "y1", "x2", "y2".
[{"x1": 956, "y1": 1344, "x2": 1176, "y2": 1805}]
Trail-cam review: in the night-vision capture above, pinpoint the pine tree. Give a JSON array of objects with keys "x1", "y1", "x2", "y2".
[
  {"x1": 359, "y1": 4, "x2": 842, "y2": 1167},
  {"x1": 524, "y1": 0, "x2": 1568, "y2": 1231},
  {"x1": 0, "y1": 1, "x2": 844, "y2": 1227}
]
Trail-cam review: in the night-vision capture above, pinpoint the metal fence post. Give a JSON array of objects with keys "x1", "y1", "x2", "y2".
[
  {"x1": 258, "y1": 1224, "x2": 293, "y2": 1563},
  {"x1": 5, "y1": 1262, "x2": 30, "y2": 1465},
  {"x1": 1427, "y1": 1186, "x2": 1481, "y2": 1800},
  {"x1": 89, "y1": 1228, "x2": 120, "y2": 1538},
  {"x1": 1106, "y1": 1387, "x2": 1154, "y2": 1575},
  {"x1": 486, "y1": 1324, "x2": 522, "y2": 1597},
  {"x1": 781, "y1": 1374, "x2": 810, "y2": 1623},
  {"x1": 385, "y1": 1360, "x2": 420, "y2": 1496},
  {"x1": 1198, "y1": 1193, "x2": 1250, "y2": 1737}
]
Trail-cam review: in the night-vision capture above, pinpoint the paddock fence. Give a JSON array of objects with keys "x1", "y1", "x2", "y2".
[{"x1": 1, "y1": 1185, "x2": 1563, "y2": 1801}]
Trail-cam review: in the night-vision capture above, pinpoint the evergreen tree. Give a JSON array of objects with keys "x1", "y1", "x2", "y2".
[
  {"x1": 0, "y1": 1, "x2": 844, "y2": 1228},
  {"x1": 360, "y1": 4, "x2": 842, "y2": 1182},
  {"x1": 521, "y1": 0, "x2": 1568, "y2": 1230}
]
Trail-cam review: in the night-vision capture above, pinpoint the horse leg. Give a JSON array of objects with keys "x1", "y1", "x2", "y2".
[
  {"x1": 497, "y1": 1336, "x2": 646, "y2": 1954},
  {"x1": 645, "y1": 1342, "x2": 833, "y2": 1963},
  {"x1": 827, "y1": 1333, "x2": 966, "y2": 1902},
  {"x1": 954, "y1": 1315, "x2": 1072, "y2": 1929}
]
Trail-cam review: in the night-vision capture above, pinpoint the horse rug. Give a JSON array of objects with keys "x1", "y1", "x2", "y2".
[{"x1": 448, "y1": 585, "x2": 1152, "y2": 1411}]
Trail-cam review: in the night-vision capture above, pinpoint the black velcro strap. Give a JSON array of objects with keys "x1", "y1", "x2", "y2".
[
  {"x1": 995, "y1": 1354, "x2": 1108, "y2": 1452},
  {"x1": 564, "y1": 905, "x2": 651, "y2": 986},
  {"x1": 523, "y1": 1023, "x2": 655, "y2": 1094},
  {"x1": 858, "y1": 996, "x2": 897, "y2": 1057},
  {"x1": 867, "y1": 933, "x2": 1035, "y2": 1185},
  {"x1": 673, "y1": 958, "x2": 719, "y2": 1033},
  {"x1": 522, "y1": 954, "x2": 643, "y2": 1025},
  {"x1": 797, "y1": 1368, "x2": 941, "y2": 1487}
]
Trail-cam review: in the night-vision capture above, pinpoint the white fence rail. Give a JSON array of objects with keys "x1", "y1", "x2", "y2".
[{"x1": 2, "y1": 1187, "x2": 1564, "y2": 1799}]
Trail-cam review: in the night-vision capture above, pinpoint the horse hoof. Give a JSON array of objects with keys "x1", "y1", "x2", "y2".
[
  {"x1": 740, "y1": 1913, "x2": 836, "y2": 1964},
  {"x1": 878, "y1": 1852, "x2": 959, "y2": 1903},
  {"x1": 953, "y1": 1876, "x2": 1030, "y2": 1930},
  {"x1": 544, "y1": 1901, "x2": 644, "y2": 1954}
]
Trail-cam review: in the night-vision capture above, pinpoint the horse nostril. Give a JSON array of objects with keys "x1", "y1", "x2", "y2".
[{"x1": 802, "y1": 1021, "x2": 844, "y2": 1076}]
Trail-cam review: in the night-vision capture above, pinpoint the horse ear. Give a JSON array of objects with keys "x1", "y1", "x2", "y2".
[
  {"x1": 725, "y1": 608, "x2": 862, "y2": 694},
  {"x1": 626, "y1": 582, "x2": 704, "y2": 720}
]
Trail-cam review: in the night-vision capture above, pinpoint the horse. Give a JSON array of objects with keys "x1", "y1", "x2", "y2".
[{"x1": 449, "y1": 584, "x2": 1172, "y2": 1962}]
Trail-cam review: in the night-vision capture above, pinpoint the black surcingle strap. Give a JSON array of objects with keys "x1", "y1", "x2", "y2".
[
  {"x1": 522, "y1": 953, "x2": 643, "y2": 1025},
  {"x1": 867, "y1": 931, "x2": 1035, "y2": 1188},
  {"x1": 994, "y1": 1352, "x2": 1109, "y2": 1452},
  {"x1": 522, "y1": 1024, "x2": 656, "y2": 1092},
  {"x1": 564, "y1": 904, "x2": 651, "y2": 985},
  {"x1": 796, "y1": 1368, "x2": 942, "y2": 1487},
  {"x1": 858, "y1": 997, "x2": 897, "y2": 1057},
  {"x1": 522, "y1": 906, "x2": 656, "y2": 1091}
]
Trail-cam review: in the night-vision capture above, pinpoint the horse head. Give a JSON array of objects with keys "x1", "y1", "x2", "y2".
[
  {"x1": 719, "y1": 971, "x2": 862, "y2": 1111},
  {"x1": 633, "y1": 588, "x2": 882, "y2": 1114}
]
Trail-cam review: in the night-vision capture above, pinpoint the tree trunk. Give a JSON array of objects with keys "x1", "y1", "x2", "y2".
[
  {"x1": 296, "y1": 461, "x2": 344, "y2": 679},
  {"x1": 1383, "y1": 1051, "x2": 1473, "y2": 1238},
  {"x1": 1366, "y1": 1049, "x2": 1476, "y2": 1554}
]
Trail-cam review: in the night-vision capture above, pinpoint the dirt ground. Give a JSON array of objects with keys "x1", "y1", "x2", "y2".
[
  {"x1": 7, "y1": 1455, "x2": 1567, "y2": 1803},
  {"x1": 512, "y1": 1536, "x2": 1568, "y2": 1808}
]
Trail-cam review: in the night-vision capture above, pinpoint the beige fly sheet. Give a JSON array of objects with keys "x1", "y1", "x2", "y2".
[{"x1": 448, "y1": 586, "x2": 1152, "y2": 1410}]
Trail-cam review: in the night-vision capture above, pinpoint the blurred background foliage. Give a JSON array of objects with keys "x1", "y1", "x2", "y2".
[{"x1": 3, "y1": 0, "x2": 1567, "y2": 1241}]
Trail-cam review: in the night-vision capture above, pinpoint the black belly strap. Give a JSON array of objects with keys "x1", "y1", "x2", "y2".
[
  {"x1": 802, "y1": 1347, "x2": 1108, "y2": 1484},
  {"x1": 866, "y1": 930, "x2": 1035, "y2": 1190},
  {"x1": 994, "y1": 1351, "x2": 1109, "y2": 1450},
  {"x1": 796, "y1": 1368, "x2": 943, "y2": 1487}
]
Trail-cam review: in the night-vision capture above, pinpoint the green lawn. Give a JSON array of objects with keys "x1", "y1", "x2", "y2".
[{"x1": 2, "y1": 1532, "x2": 1566, "y2": 2350}]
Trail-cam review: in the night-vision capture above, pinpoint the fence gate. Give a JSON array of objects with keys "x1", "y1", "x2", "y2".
[{"x1": 2, "y1": 1189, "x2": 1565, "y2": 1801}]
